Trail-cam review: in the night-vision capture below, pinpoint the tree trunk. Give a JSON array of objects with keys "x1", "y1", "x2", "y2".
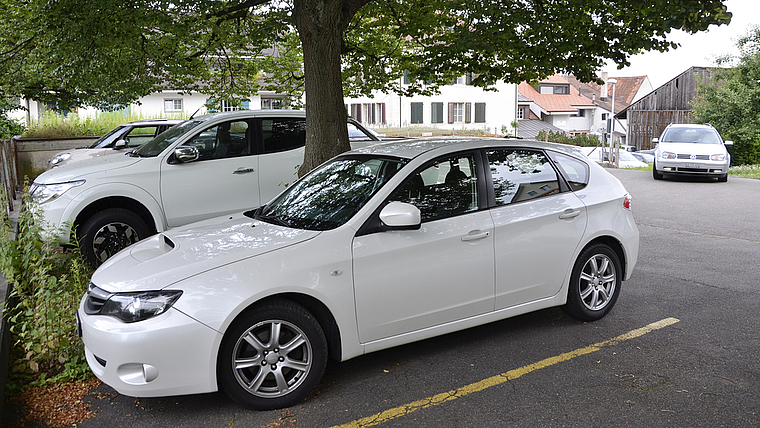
[{"x1": 293, "y1": 0, "x2": 360, "y2": 177}]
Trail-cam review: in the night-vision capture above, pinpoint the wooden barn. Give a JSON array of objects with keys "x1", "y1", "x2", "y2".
[{"x1": 617, "y1": 67, "x2": 724, "y2": 150}]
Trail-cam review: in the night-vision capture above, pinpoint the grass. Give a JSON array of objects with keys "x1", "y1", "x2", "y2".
[{"x1": 23, "y1": 111, "x2": 187, "y2": 138}]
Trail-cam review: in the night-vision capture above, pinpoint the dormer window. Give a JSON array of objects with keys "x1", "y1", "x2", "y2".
[{"x1": 539, "y1": 84, "x2": 570, "y2": 95}]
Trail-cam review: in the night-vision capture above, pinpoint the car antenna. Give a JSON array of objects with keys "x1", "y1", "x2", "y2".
[{"x1": 189, "y1": 106, "x2": 203, "y2": 119}]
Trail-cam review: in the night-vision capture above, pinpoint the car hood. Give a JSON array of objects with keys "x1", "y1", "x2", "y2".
[
  {"x1": 658, "y1": 142, "x2": 727, "y2": 155},
  {"x1": 55, "y1": 148, "x2": 116, "y2": 166},
  {"x1": 36, "y1": 152, "x2": 142, "y2": 183},
  {"x1": 90, "y1": 212, "x2": 321, "y2": 293}
]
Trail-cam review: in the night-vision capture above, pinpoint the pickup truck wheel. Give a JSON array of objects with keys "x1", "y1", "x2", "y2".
[{"x1": 78, "y1": 208, "x2": 150, "y2": 266}]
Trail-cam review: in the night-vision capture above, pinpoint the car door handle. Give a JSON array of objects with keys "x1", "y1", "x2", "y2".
[
  {"x1": 233, "y1": 167, "x2": 255, "y2": 175},
  {"x1": 461, "y1": 230, "x2": 490, "y2": 242},
  {"x1": 559, "y1": 209, "x2": 581, "y2": 220}
]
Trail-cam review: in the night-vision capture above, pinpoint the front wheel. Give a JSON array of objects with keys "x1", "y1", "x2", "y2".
[
  {"x1": 562, "y1": 244, "x2": 622, "y2": 321},
  {"x1": 717, "y1": 174, "x2": 728, "y2": 182},
  {"x1": 218, "y1": 300, "x2": 328, "y2": 410},
  {"x1": 77, "y1": 208, "x2": 151, "y2": 266},
  {"x1": 652, "y1": 161, "x2": 663, "y2": 180}
]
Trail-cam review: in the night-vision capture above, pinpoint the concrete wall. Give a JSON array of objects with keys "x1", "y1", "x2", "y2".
[{"x1": 12, "y1": 137, "x2": 100, "y2": 181}]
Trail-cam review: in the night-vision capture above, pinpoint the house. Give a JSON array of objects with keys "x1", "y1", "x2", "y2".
[
  {"x1": 343, "y1": 77, "x2": 518, "y2": 136},
  {"x1": 518, "y1": 74, "x2": 651, "y2": 145},
  {"x1": 616, "y1": 67, "x2": 723, "y2": 150}
]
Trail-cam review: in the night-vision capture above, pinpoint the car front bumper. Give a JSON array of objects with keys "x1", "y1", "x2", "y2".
[
  {"x1": 655, "y1": 159, "x2": 729, "y2": 176},
  {"x1": 78, "y1": 300, "x2": 222, "y2": 398}
]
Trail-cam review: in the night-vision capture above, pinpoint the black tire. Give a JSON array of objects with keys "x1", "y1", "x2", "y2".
[
  {"x1": 77, "y1": 208, "x2": 151, "y2": 266},
  {"x1": 717, "y1": 174, "x2": 728, "y2": 182},
  {"x1": 562, "y1": 244, "x2": 622, "y2": 321},
  {"x1": 218, "y1": 300, "x2": 328, "y2": 410},
  {"x1": 652, "y1": 161, "x2": 663, "y2": 180}
]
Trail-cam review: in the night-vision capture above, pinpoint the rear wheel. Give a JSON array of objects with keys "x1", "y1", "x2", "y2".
[
  {"x1": 562, "y1": 244, "x2": 622, "y2": 321},
  {"x1": 77, "y1": 208, "x2": 151, "y2": 266},
  {"x1": 218, "y1": 300, "x2": 328, "y2": 410}
]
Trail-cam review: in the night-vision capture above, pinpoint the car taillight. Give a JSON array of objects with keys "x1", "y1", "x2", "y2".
[{"x1": 623, "y1": 194, "x2": 631, "y2": 210}]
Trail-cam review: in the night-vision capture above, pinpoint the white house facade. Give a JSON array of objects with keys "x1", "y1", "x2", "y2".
[{"x1": 344, "y1": 78, "x2": 518, "y2": 136}]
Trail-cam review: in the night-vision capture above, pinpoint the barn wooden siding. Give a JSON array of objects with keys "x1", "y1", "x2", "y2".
[{"x1": 625, "y1": 67, "x2": 721, "y2": 150}]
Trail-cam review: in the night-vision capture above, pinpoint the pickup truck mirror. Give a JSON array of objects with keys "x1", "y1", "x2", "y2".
[
  {"x1": 114, "y1": 139, "x2": 127, "y2": 149},
  {"x1": 174, "y1": 146, "x2": 200, "y2": 163}
]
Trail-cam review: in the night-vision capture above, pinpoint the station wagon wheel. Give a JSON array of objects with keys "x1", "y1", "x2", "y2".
[
  {"x1": 652, "y1": 161, "x2": 663, "y2": 180},
  {"x1": 218, "y1": 300, "x2": 328, "y2": 410},
  {"x1": 77, "y1": 208, "x2": 151, "y2": 266},
  {"x1": 562, "y1": 244, "x2": 622, "y2": 321}
]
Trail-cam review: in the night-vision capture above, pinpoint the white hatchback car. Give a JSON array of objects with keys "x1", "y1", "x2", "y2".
[
  {"x1": 652, "y1": 123, "x2": 733, "y2": 182},
  {"x1": 78, "y1": 138, "x2": 639, "y2": 410},
  {"x1": 30, "y1": 110, "x2": 379, "y2": 265}
]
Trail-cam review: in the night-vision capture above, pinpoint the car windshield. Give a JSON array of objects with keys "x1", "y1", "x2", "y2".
[
  {"x1": 251, "y1": 155, "x2": 407, "y2": 230},
  {"x1": 89, "y1": 126, "x2": 127, "y2": 149},
  {"x1": 661, "y1": 128, "x2": 721, "y2": 144},
  {"x1": 132, "y1": 119, "x2": 203, "y2": 157}
]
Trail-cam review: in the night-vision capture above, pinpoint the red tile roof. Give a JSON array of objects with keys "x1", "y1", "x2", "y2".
[{"x1": 518, "y1": 76, "x2": 596, "y2": 114}]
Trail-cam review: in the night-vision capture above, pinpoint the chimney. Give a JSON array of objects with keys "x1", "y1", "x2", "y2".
[{"x1": 601, "y1": 72, "x2": 609, "y2": 99}]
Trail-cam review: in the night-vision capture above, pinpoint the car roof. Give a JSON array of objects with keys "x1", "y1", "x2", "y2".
[
  {"x1": 121, "y1": 118, "x2": 184, "y2": 126},
  {"x1": 350, "y1": 137, "x2": 587, "y2": 160},
  {"x1": 190, "y1": 109, "x2": 307, "y2": 122},
  {"x1": 665, "y1": 123, "x2": 714, "y2": 130}
]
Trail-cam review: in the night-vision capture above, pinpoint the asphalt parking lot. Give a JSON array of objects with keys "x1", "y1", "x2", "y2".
[{"x1": 20, "y1": 169, "x2": 760, "y2": 427}]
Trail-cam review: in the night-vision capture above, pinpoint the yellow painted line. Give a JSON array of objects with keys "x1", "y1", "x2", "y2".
[{"x1": 332, "y1": 317, "x2": 680, "y2": 428}]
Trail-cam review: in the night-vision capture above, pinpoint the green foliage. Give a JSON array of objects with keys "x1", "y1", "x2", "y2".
[
  {"x1": 23, "y1": 110, "x2": 184, "y2": 139},
  {"x1": 536, "y1": 130, "x2": 600, "y2": 147},
  {"x1": 0, "y1": 188, "x2": 93, "y2": 392},
  {"x1": 0, "y1": 96, "x2": 25, "y2": 138},
  {"x1": 692, "y1": 26, "x2": 760, "y2": 165}
]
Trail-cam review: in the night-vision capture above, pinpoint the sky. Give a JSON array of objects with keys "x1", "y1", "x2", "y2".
[{"x1": 604, "y1": 0, "x2": 760, "y2": 88}]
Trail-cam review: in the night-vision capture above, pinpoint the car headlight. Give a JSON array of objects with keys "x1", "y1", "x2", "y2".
[
  {"x1": 101, "y1": 290, "x2": 183, "y2": 323},
  {"x1": 49, "y1": 153, "x2": 71, "y2": 166},
  {"x1": 29, "y1": 180, "x2": 85, "y2": 204},
  {"x1": 661, "y1": 151, "x2": 676, "y2": 160},
  {"x1": 710, "y1": 154, "x2": 726, "y2": 161}
]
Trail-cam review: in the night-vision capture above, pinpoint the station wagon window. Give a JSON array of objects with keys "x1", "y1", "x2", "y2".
[
  {"x1": 184, "y1": 120, "x2": 250, "y2": 160},
  {"x1": 549, "y1": 152, "x2": 589, "y2": 191},
  {"x1": 391, "y1": 153, "x2": 478, "y2": 222},
  {"x1": 261, "y1": 118, "x2": 306, "y2": 154},
  {"x1": 487, "y1": 149, "x2": 560, "y2": 205}
]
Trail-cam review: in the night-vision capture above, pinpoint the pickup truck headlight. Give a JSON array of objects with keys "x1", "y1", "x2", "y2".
[
  {"x1": 29, "y1": 180, "x2": 85, "y2": 205},
  {"x1": 100, "y1": 290, "x2": 183, "y2": 323}
]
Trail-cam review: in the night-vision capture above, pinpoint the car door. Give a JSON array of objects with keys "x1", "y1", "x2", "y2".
[
  {"x1": 254, "y1": 117, "x2": 307, "y2": 204},
  {"x1": 160, "y1": 119, "x2": 260, "y2": 227},
  {"x1": 485, "y1": 148, "x2": 587, "y2": 309},
  {"x1": 352, "y1": 152, "x2": 495, "y2": 343}
]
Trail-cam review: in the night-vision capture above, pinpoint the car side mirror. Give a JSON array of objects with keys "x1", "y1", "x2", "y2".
[
  {"x1": 724, "y1": 140, "x2": 734, "y2": 146},
  {"x1": 114, "y1": 139, "x2": 127, "y2": 149},
  {"x1": 651, "y1": 138, "x2": 659, "y2": 144},
  {"x1": 174, "y1": 146, "x2": 200, "y2": 163},
  {"x1": 379, "y1": 201, "x2": 421, "y2": 230}
]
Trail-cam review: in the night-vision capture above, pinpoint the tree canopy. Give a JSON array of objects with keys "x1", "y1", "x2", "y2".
[
  {"x1": 0, "y1": 0, "x2": 733, "y2": 170},
  {"x1": 693, "y1": 26, "x2": 760, "y2": 165}
]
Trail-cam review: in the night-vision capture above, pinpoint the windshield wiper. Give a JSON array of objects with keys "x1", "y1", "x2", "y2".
[{"x1": 251, "y1": 206, "x2": 293, "y2": 228}]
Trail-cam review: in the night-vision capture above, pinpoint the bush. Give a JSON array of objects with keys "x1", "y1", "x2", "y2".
[
  {"x1": 23, "y1": 110, "x2": 185, "y2": 138},
  {"x1": 535, "y1": 130, "x2": 600, "y2": 147},
  {"x1": 0, "y1": 188, "x2": 93, "y2": 392}
]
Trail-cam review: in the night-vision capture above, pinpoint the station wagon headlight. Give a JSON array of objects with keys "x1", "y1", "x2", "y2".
[
  {"x1": 710, "y1": 154, "x2": 726, "y2": 161},
  {"x1": 101, "y1": 290, "x2": 183, "y2": 323},
  {"x1": 661, "y1": 151, "x2": 676, "y2": 160},
  {"x1": 29, "y1": 180, "x2": 85, "y2": 204}
]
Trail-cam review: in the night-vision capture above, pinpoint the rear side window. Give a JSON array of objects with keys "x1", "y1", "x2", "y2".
[
  {"x1": 486, "y1": 149, "x2": 560, "y2": 205},
  {"x1": 550, "y1": 152, "x2": 589, "y2": 191},
  {"x1": 261, "y1": 118, "x2": 306, "y2": 154}
]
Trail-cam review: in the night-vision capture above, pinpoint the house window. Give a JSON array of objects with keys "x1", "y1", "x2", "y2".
[
  {"x1": 410, "y1": 102, "x2": 423, "y2": 124},
  {"x1": 571, "y1": 109, "x2": 585, "y2": 117},
  {"x1": 456, "y1": 76, "x2": 466, "y2": 85},
  {"x1": 517, "y1": 108, "x2": 525, "y2": 120},
  {"x1": 431, "y1": 102, "x2": 444, "y2": 124},
  {"x1": 164, "y1": 99, "x2": 183, "y2": 112},
  {"x1": 474, "y1": 103, "x2": 486, "y2": 123},
  {"x1": 352, "y1": 103, "x2": 386, "y2": 125},
  {"x1": 448, "y1": 102, "x2": 472, "y2": 124},
  {"x1": 222, "y1": 100, "x2": 239, "y2": 112},
  {"x1": 262, "y1": 98, "x2": 283, "y2": 109},
  {"x1": 601, "y1": 113, "x2": 608, "y2": 121}
]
